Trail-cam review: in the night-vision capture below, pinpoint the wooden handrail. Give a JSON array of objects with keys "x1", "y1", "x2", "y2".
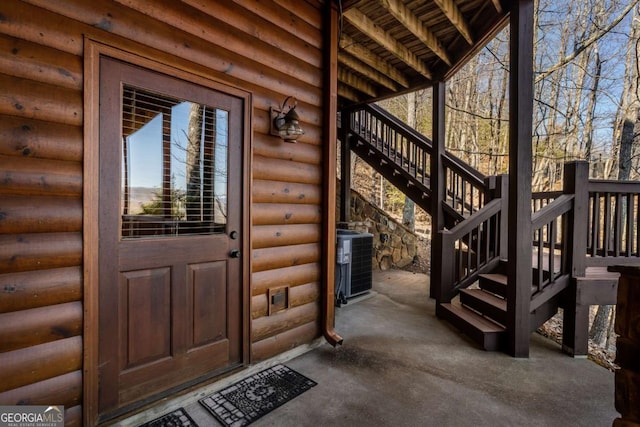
[
  {"x1": 351, "y1": 104, "x2": 486, "y2": 193},
  {"x1": 585, "y1": 182, "x2": 640, "y2": 265},
  {"x1": 439, "y1": 197, "x2": 503, "y2": 302},
  {"x1": 532, "y1": 191, "x2": 563, "y2": 200},
  {"x1": 588, "y1": 180, "x2": 640, "y2": 193},
  {"x1": 442, "y1": 154, "x2": 485, "y2": 190},
  {"x1": 441, "y1": 200, "x2": 465, "y2": 223},
  {"x1": 443, "y1": 198, "x2": 502, "y2": 239},
  {"x1": 531, "y1": 194, "x2": 574, "y2": 230},
  {"x1": 357, "y1": 104, "x2": 433, "y2": 151}
]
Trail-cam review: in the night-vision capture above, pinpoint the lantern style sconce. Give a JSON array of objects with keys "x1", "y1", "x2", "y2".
[{"x1": 270, "y1": 96, "x2": 304, "y2": 143}]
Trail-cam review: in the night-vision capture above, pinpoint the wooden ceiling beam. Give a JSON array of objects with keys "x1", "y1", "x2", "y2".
[
  {"x1": 340, "y1": 0, "x2": 364, "y2": 12},
  {"x1": 343, "y1": 8, "x2": 432, "y2": 79},
  {"x1": 490, "y1": 0, "x2": 503, "y2": 14},
  {"x1": 338, "y1": 85, "x2": 363, "y2": 103},
  {"x1": 338, "y1": 52, "x2": 398, "y2": 91},
  {"x1": 378, "y1": 0, "x2": 452, "y2": 66},
  {"x1": 432, "y1": 0, "x2": 474, "y2": 45},
  {"x1": 339, "y1": 33, "x2": 409, "y2": 88},
  {"x1": 338, "y1": 68, "x2": 378, "y2": 97}
]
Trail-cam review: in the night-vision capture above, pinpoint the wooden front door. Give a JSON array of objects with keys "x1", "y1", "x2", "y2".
[{"x1": 98, "y1": 57, "x2": 244, "y2": 418}]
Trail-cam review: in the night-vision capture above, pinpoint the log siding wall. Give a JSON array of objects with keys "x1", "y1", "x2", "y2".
[{"x1": 0, "y1": 0, "x2": 325, "y2": 424}]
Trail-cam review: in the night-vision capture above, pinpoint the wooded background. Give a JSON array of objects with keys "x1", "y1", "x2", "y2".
[{"x1": 348, "y1": 0, "x2": 640, "y2": 356}]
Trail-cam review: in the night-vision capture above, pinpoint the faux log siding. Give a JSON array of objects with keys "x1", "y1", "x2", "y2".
[
  {"x1": 0, "y1": 336, "x2": 82, "y2": 393},
  {"x1": 253, "y1": 224, "x2": 322, "y2": 249},
  {"x1": 0, "y1": 74, "x2": 82, "y2": 127},
  {"x1": 252, "y1": 204, "x2": 322, "y2": 226},
  {"x1": 0, "y1": 155, "x2": 83, "y2": 196},
  {"x1": 0, "y1": 115, "x2": 83, "y2": 162},
  {"x1": 0, "y1": 0, "x2": 325, "y2": 417},
  {"x1": 253, "y1": 155, "x2": 323, "y2": 184},
  {"x1": 252, "y1": 263, "x2": 321, "y2": 296},
  {"x1": 251, "y1": 282, "x2": 320, "y2": 319},
  {"x1": 0, "y1": 195, "x2": 82, "y2": 234},
  {"x1": 0, "y1": 232, "x2": 82, "y2": 273},
  {"x1": 0, "y1": 35, "x2": 83, "y2": 91},
  {"x1": 251, "y1": 321, "x2": 320, "y2": 362},
  {"x1": 252, "y1": 180, "x2": 322, "y2": 205},
  {"x1": 252, "y1": 301, "x2": 319, "y2": 342},
  {"x1": 0, "y1": 267, "x2": 81, "y2": 313},
  {"x1": 0, "y1": 371, "x2": 82, "y2": 408},
  {"x1": 0, "y1": 302, "x2": 83, "y2": 352},
  {"x1": 252, "y1": 243, "x2": 321, "y2": 272}
]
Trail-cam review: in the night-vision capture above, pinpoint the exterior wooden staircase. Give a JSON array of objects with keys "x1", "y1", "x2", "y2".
[
  {"x1": 439, "y1": 265, "x2": 560, "y2": 351},
  {"x1": 440, "y1": 272, "x2": 509, "y2": 351},
  {"x1": 344, "y1": 103, "x2": 483, "y2": 228},
  {"x1": 342, "y1": 104, "x2": 639, "y2": 356}
]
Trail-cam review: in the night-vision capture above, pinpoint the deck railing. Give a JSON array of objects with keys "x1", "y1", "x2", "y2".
[
  {"x1": 345, "y1": 105, "x2": 640, "y2": 316},
  {"x1": 586, "y1": 181, "x2": 640, "y2": 265},
  {"x1": 530, "y1": 172, "x2": 640, "y2": 272}
]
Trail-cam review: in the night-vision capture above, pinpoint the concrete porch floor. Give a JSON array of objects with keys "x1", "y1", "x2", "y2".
[{"x1": 117, "y1": 270, "x2": 617, "y2": 427}]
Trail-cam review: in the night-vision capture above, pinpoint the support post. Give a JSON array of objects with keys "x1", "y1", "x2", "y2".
[
  {"x1": 339, "y1": 113, "x2": 351, "y2": 224},
  {"x1": 431, "y1": 81, "x2": 447, "y2": 306},
  {"x1": 507, "y1": 0, "x2": 534, "y2": 358},
  {"x1": 496, "y1": 175, "x2": 509, "y2": 260},
  {"x1": 562, "y1": 286, "x2": 590, "y2": 356},
  {"x1": 563, "y1": 161, "x2": 589, "y2": 277},
  {"x1": 562, "y1": 160, "x2": 589, "y2": 356}
]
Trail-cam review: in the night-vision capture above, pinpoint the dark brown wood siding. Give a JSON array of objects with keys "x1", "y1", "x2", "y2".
[{"x1": 0, "y1": 0, "x2": 324, "y2": 422}]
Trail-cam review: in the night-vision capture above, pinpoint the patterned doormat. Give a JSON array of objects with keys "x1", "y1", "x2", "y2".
[
  {"x1": 199, "y1": 364, "x2": 317, "y2": 426},
  {"x1": 139, "y1": 407, "x2": 198, "y2": 427}
]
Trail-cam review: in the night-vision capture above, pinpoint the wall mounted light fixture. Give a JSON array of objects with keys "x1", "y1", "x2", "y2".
[{"x1": 270, "y1": 96, "x2": 304, "y2": 143}]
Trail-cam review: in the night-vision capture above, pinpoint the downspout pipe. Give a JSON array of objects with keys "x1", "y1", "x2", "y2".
[{"x1": 321, "y1": 0, "x2": 343, "y2": 347}]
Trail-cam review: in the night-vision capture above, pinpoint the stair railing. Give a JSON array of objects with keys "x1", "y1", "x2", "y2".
[
  {"x1": 443, "y1": 155, "x2": 486, "y2": 218},
  {"x1": 348, "y1": 104, "x2": 488, "y2": 222},
  {"x1": 439, "y1": 198, "x2": 504, "y2": 302},
  {"x1": 349, "y1": 104, "x2": 431, "y2": 187},
  {"x1": 530, "y1": 194, "x2": 574, "y2": 296}
]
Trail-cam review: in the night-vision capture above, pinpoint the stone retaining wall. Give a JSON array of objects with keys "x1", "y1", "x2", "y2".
[{"x1": 338, "y1": 189, "x2": 418, "y2": 271}]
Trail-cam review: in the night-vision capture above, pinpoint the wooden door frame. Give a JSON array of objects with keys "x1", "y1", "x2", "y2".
[{"x1": 83, "y1": 35, "x2": 252, "y2": 426}]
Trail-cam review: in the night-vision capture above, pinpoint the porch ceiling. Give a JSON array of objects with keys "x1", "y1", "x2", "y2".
[{"x1": 337, "y1": 0, "x2": 509, "y2": 107}]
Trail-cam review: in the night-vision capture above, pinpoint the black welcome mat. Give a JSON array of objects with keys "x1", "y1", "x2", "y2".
[
  {"x1": 199, "y1": 364, "x2": 317, "y2": 426},
  {"x1": 139, "y1": 407, "x2": 198, "y2": 427}
]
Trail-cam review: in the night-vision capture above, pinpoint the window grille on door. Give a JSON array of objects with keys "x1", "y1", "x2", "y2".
[{"x1": 121, "y1": 85, "x2": 229, "y2": 238}]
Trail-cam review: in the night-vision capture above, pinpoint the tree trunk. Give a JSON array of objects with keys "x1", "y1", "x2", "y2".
[
  {"x1": 186, "y1": 103, "x2": 203, "y2": 221},
  {"x1": 402, "y1": 92, "x2": 416, "y2": 231},
  {"x1": 607, "y1": 5, "x2": 640, "y2": 179},
  {"x1": 583, "y1": 44, "x2": 601, "y2": 162},
  {"x1": 605, "y1": 306, "x2": 616, "y2": 351},
  {"x1": 590, "y1": 305, "x2": 612, "y2": 347}
]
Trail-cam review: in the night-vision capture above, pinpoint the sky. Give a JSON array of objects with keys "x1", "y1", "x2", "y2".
[{"x1": 124, "y1": 101, "x2": 228, "y2": 193}]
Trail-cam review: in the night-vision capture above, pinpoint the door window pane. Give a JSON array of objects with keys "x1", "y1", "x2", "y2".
[{"x1": 121, "y1": 86, "x2": 229, "y2": 238}]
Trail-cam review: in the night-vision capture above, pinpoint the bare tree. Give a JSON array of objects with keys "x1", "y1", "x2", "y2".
[{"x1": 402, "y1": 91, "x2": 417, "y2": 231}]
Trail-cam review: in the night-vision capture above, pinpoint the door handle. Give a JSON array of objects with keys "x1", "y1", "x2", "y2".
[{"x1": 229, "y1": 249, "x2": 241, "y2": 258}]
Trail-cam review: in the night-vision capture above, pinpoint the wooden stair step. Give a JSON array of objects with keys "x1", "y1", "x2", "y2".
[
  {"x1": 439, "y1": 302, "x2": 506, "y2": 351},
  {"x1": 478, "y1": 273, "x2": 507, "y2": 298},
  {"x1": 460, "y1": 288, "x2": 507, "y2": 326}
]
